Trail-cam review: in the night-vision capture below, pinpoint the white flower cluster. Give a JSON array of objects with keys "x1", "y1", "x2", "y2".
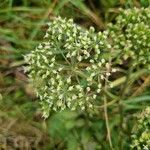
[
  {"x1": 107, "y1": 7, "x2": 150, "y2": 69},
  {"x1": 131, "y1": 107, "x2": 150, "y2": 150},
  {"x1": 24, "y1": 17, "x2": 113, "y2": 118}
]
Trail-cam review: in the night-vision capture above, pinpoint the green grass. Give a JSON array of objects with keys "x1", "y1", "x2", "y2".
[{"x1": 0, "y1": 0, "x2": 150, "y2": 149}]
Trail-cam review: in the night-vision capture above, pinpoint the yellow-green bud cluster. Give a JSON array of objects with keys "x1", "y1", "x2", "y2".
[
  {"x1": 130, "y1": 107, "x2": 150, "y2": 150},
  {"x1": 25, "y1": 17, "x2": 112, "y2": 118},
  {"x1": 107, "y1": 7, "x2": 150, "y2": 69}
]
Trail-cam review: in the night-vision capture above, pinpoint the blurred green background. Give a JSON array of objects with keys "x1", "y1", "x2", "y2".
[{"x1": 0, "y1": 0, "x2": 150, "y2": 149}]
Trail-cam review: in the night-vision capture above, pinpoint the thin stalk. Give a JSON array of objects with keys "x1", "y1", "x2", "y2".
[
  {"x1": 103, "y1": 54, "x2": 114, "y2": 150},
  {"x1": 118, "y1": 64, "x2": 133, "y2": 149},
  {"x1": 103, "y1": 95, "x2": 114, "y2": 149}
]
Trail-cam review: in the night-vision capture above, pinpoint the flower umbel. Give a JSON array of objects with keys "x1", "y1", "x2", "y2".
[
  {"x1": 130, "y1": 107, "x2": 150, "y2": 150},
  {"x1": 24, "y1": 17, "x2": 112, "y2": 118},
  {"x1": 107, "y1": 8, "x2": 150, "y2": 69}
]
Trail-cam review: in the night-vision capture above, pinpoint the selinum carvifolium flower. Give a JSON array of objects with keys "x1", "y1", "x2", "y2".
[
  {"x1": 107, "y1": 7, "x2": 150, "y2": 69},
  {"x1": 24, "y1": 17, "x2": 114, "y2": 118},
  {"x1": 130, "y1": 107, "x2": 150, "y2": 150}
]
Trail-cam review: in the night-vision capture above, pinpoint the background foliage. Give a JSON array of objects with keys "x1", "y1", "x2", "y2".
[{"x1": 0, "y1": 0, "x2": 150, "y2": 149}]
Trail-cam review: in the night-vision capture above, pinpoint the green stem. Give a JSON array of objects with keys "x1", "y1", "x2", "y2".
[{"x1": 118, "y1": 64, "x2": 133, "y2": 150}]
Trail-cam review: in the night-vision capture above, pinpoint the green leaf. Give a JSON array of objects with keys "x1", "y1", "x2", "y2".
[
  {"x1": 123, "y1": 95, "x2": 150, "y2": 104},
  {"x1": 140, "y1": 0, "x2": 150, "y2": 7},
  {"x1": 67, "y1": 135, "x2": 79, "y2": 150}
]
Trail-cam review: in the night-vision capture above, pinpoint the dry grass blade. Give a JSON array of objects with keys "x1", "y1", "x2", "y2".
[{"x1": 132, "y1": 76, "x2": 150, "y2": 97}]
